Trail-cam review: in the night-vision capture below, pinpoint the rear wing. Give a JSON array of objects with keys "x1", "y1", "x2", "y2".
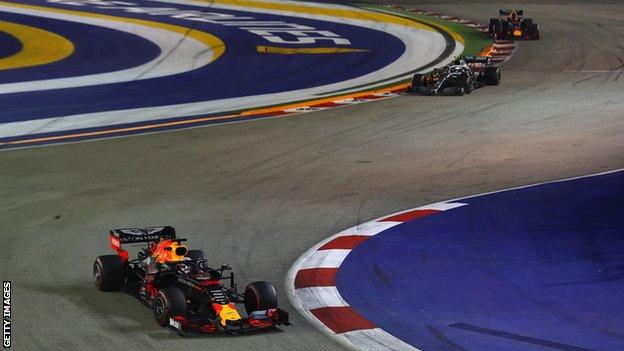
[
  {"x1": 499, "y1": 9, "x2": 523, "y2": 16},
  {"x1": 109, "y1": 226, "x2": 176, "y2": 260},
  {"x1": 463, "y1": 55, "x2": 492, "y2": 66},
  {"x1": 110, "y1": 226, "x2": 176, "y2": 243}
]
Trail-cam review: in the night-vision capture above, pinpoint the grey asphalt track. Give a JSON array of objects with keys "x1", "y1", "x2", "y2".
[{"x1": 1, "y1": 1, "x2": 623, "y2": 350}]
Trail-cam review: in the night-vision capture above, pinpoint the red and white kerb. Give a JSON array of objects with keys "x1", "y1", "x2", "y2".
[{"x1": 286, "y1": 202, "x2": 466, "y2": 351}]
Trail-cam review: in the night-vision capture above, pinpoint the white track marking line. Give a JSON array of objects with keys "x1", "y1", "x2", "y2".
[
  {"x1": 340, "y1": 328, "x2": 422, "y2": 351},
  {"x1": 350, "y1": 221, "x2": 402, "y2": 235},
  {"x1": 0, "y1": 4, "x2": 218, "y2": 94},
  {"x1": 416, "y1": 202, "x2": 467, "y2": 211},
  {"x1": 287, "y1": 170, "x2": 624, "y2": 351},
  {"x1": 0, "y1": 1, "x2": 461, "y2": 139}
]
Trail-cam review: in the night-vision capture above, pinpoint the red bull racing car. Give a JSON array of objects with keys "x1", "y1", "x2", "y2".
[
  {"x1": 489, "y1": 9, "x2": 540, "y2": 40},
  {"x1": 93, "y1": 226, "x2": 290, "y2": 335}
]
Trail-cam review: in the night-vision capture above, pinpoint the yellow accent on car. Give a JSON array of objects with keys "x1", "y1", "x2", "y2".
[
  {"x1": 218, "y1": 304, "x2": 242, "y2": 326},
  {"x1": 0, "y1": 21, "x2": 74, "y2": 70},
  {"x1": 257, "y1": 46, "x2": 369, "y2": 55}
]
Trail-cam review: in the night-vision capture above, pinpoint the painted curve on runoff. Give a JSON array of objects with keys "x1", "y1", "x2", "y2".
[
  {"x1": 0, "y1": 7, "x2": 404, "y2": 122},
  {"x1": 0, "y1": 30, "x2": 21, "y2": 58},
  {"x1": 0, "y1": 0, "x2": 461, "y2": 144},
  {"x1": 0, "y1": 12, "x2": 161, "y2": 83},
  {"x1": 0, "y1": 2, "x2": 221, "y2": 94},
  {"x1": 336, "y1": 171, "x2": 624, "y2": 351}
]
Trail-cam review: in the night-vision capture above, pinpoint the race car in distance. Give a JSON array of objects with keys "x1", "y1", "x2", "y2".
[
  {"x1": 93, "y1": 226, "x2": 290, "y2": 335},
  {"x1": 489, "y1": 9, "x2": 540, "y2": 40},
  {"x1": 407, "y1": 56, "x2": 501, "y2": 96}
]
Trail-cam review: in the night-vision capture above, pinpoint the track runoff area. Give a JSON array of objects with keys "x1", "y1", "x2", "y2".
[
  {"x1": 0, "y1": 0, "x2": 464, "y2": 149},
  {"x1": 289, "y1": 170, "x2": 624, "y2": 351},
  {"x1": 2, "y1": 0, "x2": 622, "y2": 350}
]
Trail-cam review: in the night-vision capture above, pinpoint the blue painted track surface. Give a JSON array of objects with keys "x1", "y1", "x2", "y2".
[
  {"x1": 336, "y1": 171, "x2": 624, "y2": 351},
  {"x1": 0, "y1": 30, "x2": 21, "y2": 58},
  {"x1": 0, "y1": 0, "x2": 405, "y2": 123},
  {"x1": 0, "y1": 12, "x2": 160, "y2": 83}
]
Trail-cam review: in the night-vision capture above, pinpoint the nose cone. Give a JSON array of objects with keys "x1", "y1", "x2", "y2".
[{"x1": 216, "y1": 303, "x2": 242, "y2": 326}]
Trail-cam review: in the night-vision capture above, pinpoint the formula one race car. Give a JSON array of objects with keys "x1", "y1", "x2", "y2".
[
  {"x1": 489, "y1": 9, "x2": 540, "y2": 40},
  {"x1": 407, "y1": 56, "x2": 501, "y2": 96},
  {"x1": 93, "y1": 226, "x2": 290, "y2": 335}
]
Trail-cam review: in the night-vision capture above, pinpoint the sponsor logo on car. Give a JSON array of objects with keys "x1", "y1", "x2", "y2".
[
  {"x1": 110, "y1": 236, "x2": 121, "y2": 248},
  {"x1": 169, "y1": 318, "x2": 181, "y2": 331}
]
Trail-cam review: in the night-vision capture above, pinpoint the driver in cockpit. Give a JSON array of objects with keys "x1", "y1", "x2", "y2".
[
  {"x1": 448, "y1": 57, "x2": 470, "y2": 74},
  {"x1": 139, "y1": 238, "x2": 188, "y2": 299}
]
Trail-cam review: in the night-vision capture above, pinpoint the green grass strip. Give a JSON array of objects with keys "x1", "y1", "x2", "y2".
[{"x1": 358, "y1": 4, "x2": 492, "y2": 56}]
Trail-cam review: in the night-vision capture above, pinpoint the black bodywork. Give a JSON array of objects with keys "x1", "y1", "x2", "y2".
[
  {"x1": 94, "y1": 226, "x2": 290, "y2": 335},
  {"x1": 407, "y1": 56, "x2": 501, "y2": 96}
]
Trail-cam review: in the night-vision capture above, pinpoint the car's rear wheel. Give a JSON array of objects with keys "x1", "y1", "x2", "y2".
[
  {"x1": 485, "y1": 67, "x2": 501, "y2": 85},
  {"x1": 528, "y1": 24, "x2": 539, "y2": 38},
  {"x1": 93, "y1": 255, "x2": 124, "y2": 291},
  {"x1": 153, "y1": 287, "x2": 187, "y2": 326},
  {"x1": 494, "y1": 22, "x2": 503, "y2": 39},
  {"x1": 244, "y1": 281, "x2": 277, "y2": 313},
  {"x1": 500, "y1": 21, "x2": 511, "y2": 39},
  {"x1": 489, "y1": 18, "x2": 500, "y2": 35}
]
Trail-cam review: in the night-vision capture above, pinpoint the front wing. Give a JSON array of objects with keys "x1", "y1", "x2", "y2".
[{"x1": 167, "y1": 308, "x2": 290, "y2": 335}]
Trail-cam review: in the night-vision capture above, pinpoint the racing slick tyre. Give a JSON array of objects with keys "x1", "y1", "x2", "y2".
[
  {"x1": 465, "y1": 76, "x2": 474, "y2": 94},
  {"x1": 528, "y1": 24, "x2": 539, "y2": 38},
  {"x1": 244, "y1": 281, "x2": 278, "y2": 313},
  {"x1": 485, "y1": 67, "x2": 501, "y2": 85},
  {"x1": 501, "y1": 21, "x2": 511, "y2": 40},
  {"x1": 93, "y1": 255, "x2": 125, "y2": 291},
  {"x1": 488, "y1": 18, "x2": 499, "y2": 35},
  {"x1": 409, "y1": 73, "x2": 425, "y2": 93},
  {"x1": 493, "y1": 22, "x2": 503, "y2": 39},
  {"x1": 520, "y1": 18, "x2": 533, "y2": 32},
  {"x1": 153, "y1": 287, "x2": 187, "y2": 326},
  {"x1": 186, "y1": 249, "x2": 206, "y2": 260}
]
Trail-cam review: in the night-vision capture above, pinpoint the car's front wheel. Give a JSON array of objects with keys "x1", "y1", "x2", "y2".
[
  {"x1": 153, "y1": 287, "x2": 187, "y2": 326},
  {"x1": 465, "y1": 76, "x2": 474, "y2": 94},
  {"x1": 244, "y1": 281, "x2": 278, "y2": 314},
  {"x1": 409, "y1": 73, "x2": 425, "y2": 93}
]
